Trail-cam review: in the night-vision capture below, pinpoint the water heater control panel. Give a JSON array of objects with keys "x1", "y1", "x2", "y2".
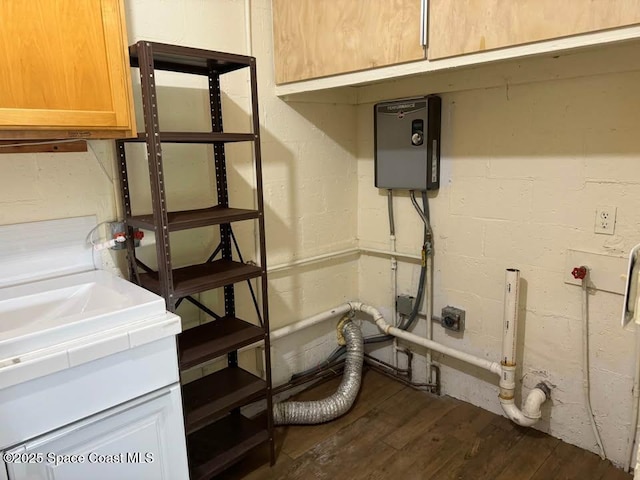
[{"x1": 374, "y1": 96, "x2": 441, "y2": 191}]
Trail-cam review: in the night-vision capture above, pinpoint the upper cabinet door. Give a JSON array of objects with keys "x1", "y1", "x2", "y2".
[
  {"x1": 0, "y1": 0, "x2": 135, "y2": 138},
  {"x1": 273, "y1": 0, "x2": 426, "y2": 84},
  {"x1": 428, "y1": 0, "x2": 640, "y2": 60}
]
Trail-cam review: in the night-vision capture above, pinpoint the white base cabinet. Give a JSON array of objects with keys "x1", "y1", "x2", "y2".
[{"x1": 3, "y1": 385, "x2": 188, "y2": 480}]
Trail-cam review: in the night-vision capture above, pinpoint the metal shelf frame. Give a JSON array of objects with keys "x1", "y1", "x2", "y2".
[{"x1": 115, "y1": 40, "x2": 274, "y2": 479}]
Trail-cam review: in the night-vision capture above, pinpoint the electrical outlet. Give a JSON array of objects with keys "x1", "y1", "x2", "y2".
[
  {"x1": 441, "y1": 306, "x2": 465, "y2": 332},
  {"x1": 594, "y1": 206, "x2": 617, "y2": 235}
]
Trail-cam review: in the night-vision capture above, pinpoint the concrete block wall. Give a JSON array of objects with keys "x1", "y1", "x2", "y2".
[
  {"x1": 356, "y1": 69, "x2": 640, "y2": 466},
  {"x1": 0, "y1": 0, "x2": 359, "y2": 381},
  {"x1": 235, "y1": 0, "x2": 360, "y2": 382},
  {"x1": 2, "y1": 0, "x2": 639, "y2": 469},
  {"x1": 127, "y1": 0, "x2": 360, "y2": 383}
]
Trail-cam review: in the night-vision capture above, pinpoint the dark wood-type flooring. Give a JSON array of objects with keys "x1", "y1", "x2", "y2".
[{"x1": 219, "y1": 370, "x2": 631, "y2": 480}]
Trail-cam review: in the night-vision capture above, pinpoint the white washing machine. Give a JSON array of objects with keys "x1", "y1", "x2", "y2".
[{"x1": 0, "y1": 216, "x2": 189, "y2": 480}]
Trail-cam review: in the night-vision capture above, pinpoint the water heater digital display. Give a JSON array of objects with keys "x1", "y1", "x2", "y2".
[{"x1": 374, "y1": 95, "x2": 441, "y2": 190}]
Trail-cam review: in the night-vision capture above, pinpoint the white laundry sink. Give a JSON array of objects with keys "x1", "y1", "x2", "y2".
[{"x1": 0, "y1": 270, "x2": 165, "y2": 359}]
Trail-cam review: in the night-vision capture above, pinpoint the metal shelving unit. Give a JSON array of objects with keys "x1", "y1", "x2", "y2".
[{"x1": 116, "y1": 41, "x2": 274, "y2": 480}]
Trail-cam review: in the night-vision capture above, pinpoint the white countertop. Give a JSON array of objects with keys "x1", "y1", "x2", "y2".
[{"x1": 0, "y1": 269, "x2": 180, "y2": 390}]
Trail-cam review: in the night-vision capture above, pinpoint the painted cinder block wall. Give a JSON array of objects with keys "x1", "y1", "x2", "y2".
[
  {"x1": 356, "y1": 68, "x2": 640, "y2": 465},
  {"x1": 247, "y1": 1, "x2": 640, "y2": 466},
  {"x1": 243, "y1": 0, "x2": 359, "y2": 384},
  {"x1": 0, "y1": 0, "x2": 359, "y2": 384},
  {"x1": 0, "y1": 0, "x2": 638, "y2": 468},
  {"x1": 128, "y1": 0, "x2": 359, "y2": 355}
]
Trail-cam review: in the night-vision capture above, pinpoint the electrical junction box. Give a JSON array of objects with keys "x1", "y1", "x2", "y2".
[
  {"x1": 374, "y1": 95, "x2": 442, "y2": 191},
  {"x1": 396, "y1": 294, "x2": 415, "y2": 317}
]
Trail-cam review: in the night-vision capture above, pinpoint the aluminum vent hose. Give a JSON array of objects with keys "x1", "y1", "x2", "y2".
[{"x1": 273, "y1": 320, "x2": 364, "y2": 425}]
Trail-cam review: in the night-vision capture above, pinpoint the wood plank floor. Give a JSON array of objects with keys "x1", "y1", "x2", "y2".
[{"x1": 219, "y1": 370, "x2": 631, "y2": 480}]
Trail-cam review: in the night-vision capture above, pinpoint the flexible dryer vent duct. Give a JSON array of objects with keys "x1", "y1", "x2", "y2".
[{"x1": 273, "y1": 320, "x2": 363, "y2": 425}]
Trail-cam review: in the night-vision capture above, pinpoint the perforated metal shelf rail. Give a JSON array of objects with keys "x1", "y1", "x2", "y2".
[{"x1": 116, "y1": 40, "x2": 274, "y2": 479}]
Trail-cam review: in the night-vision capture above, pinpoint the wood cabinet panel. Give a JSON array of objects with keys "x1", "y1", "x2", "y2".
[
  {"x1": 428, "y1": 0, "x2": 640, "y2": 59},
  {"x1": 273, "y1": 0, "x2": 425, "y2": 84},
  {"x1": 0, "y1": 0, "x2": 135, "y2": 138}
]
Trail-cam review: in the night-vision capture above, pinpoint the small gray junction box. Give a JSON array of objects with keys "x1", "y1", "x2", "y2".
[{"x1": 374, "y1": 96, "x2": 441, "y2": 191}]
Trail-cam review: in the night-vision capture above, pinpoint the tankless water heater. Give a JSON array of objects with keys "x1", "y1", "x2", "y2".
[{"x1": 374, "y1": 96, "x2": 441, "y2": 190}]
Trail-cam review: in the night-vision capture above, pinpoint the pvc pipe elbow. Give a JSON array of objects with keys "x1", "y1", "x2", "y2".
[
  {"x1": 500, "y1": 400, "x2": 539, "y2": 427},
  {"x1": 348, "y1": 301, "x2": 363, "y2": 313},
  {"x1": 500, "y1": 386, "x2": 549, "y2": 427},
  {"x1": 522, "y1": 387, "x2": 548, "y2": 420},
  {"x1": 349, "y1": 302, "x2": 389, "y2": 332}
]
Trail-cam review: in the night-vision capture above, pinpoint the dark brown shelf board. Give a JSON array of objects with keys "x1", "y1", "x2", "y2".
[
  {"x1": 183, "y1": 366, "x2": 266, "y2": 434},
  {"x1": 122, "y1": 131, "x2": 255, "y2": 143},
  {"x1": 139, "y1": 259, "x2": 263, "y2": 298},
  {"x1": 130, "y1": 41, "x2": 253, "y2": 76},
  {"x1": 179, "y1": 317, "x2": 265, "y2": 370},
  {"x1": 188, "y1": 413, "x2": 268, "y2": 480},
  {"x1": 128, "y1": 206, "x2": 260, "y2": 232}
]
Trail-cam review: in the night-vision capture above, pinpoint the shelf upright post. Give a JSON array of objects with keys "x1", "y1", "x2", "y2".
[
  {"x1": 138, "y1": 42, "x2": 176, "y2": 311},
  {"x1": 115, "y1": 140, "x2": 139, "y2": 284},
  {"x1": 208, "y1": 71, "x2": 237, "y2": 368},
  {"x1": 249, "y1": 58, "x2": 275, "y2": 467}
]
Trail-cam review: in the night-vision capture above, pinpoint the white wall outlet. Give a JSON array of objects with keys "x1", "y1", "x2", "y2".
[{"x1": 594, "y1": 205, "x2": 617, "y2": 235}]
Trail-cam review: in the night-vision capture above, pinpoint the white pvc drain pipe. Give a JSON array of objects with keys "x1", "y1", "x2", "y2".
[
  {"x1": 350, "y1": 268, "x2": 550, "y2": 428},
  {"x1": 270, "y1": 269, "x2": 550, "y2": 429}
]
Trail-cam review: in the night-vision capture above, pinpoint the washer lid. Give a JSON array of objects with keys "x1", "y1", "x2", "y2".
[{"x1": 0, "y1": 216, "x2": 97, "y2": 288}]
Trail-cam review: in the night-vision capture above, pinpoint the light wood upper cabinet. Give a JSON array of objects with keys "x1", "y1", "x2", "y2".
[
  {"x1": 428, "y1": 0, "x2": 640, "y2": 60},
  {"x1": 273, "y1": 0, "x2": 426, "y2": 84},
  {"x1": 0, "y1": 0, "x2": 135, "y2": 139}
]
